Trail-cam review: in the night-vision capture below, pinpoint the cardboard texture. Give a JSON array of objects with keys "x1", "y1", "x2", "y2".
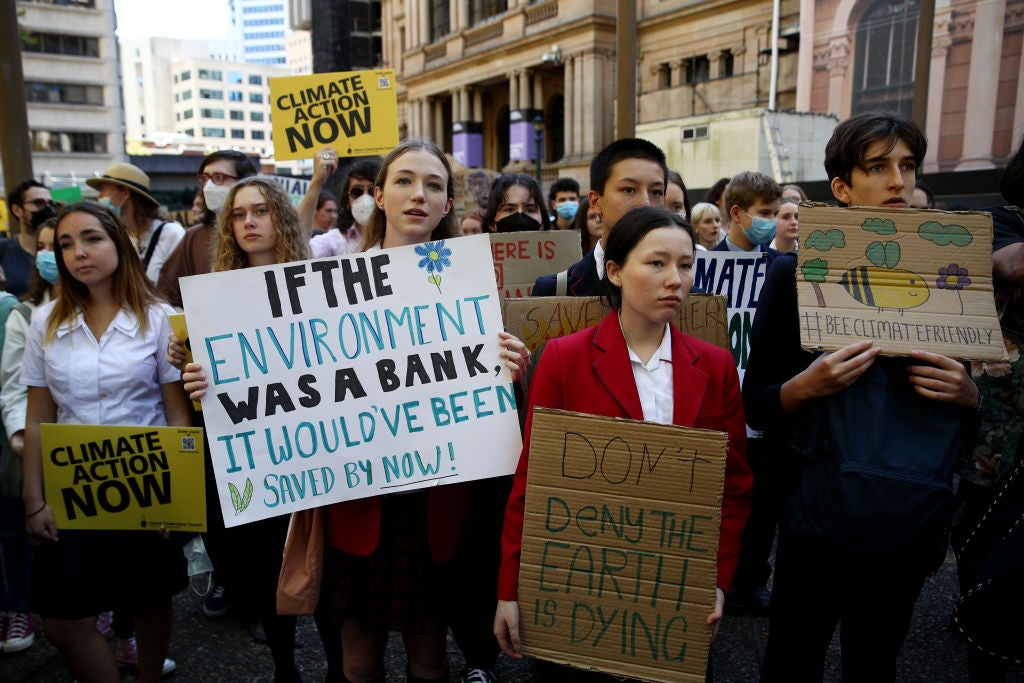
[
  {"x1": 797, "y1": 204, "x2": 1007, "y2": 361},
  {"x1": 518, "y1": 409, "x2": 727, "y2": 682},
  {"x1": 489, "y1": 231, "x2": 583, "y2": 298},
  {"x1": 41, "y1": 424, "x2": 206, "y2": 531},
  {"x1": 269, "y1": 70, "x2": 398, "y2": 161}
]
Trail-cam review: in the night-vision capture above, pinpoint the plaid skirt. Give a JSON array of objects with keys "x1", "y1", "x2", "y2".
[{"x1": 327, "y1": 491, "x2": 449, "y2": 633}]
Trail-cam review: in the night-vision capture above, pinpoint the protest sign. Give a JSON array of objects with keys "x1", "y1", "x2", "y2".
[
  {"x1": 169, "y1": 313, "x2": 202, "y2": 412},
  {"x1": 797, "y1": 204, "x2": 1006, "y2": 361},
  {"x1": 693, "y1": 252, "x2": 768, "y2": 377},
  {"x1": 41, "y1": 424, "x2": 205, "y2": 531},
  {"x1": 180, "y1": 234, "x2": 523, "y2": 526},
  {"x1": 490, "y1": 230, "x2": 582, "y2": 298},
  {"x1": 269, "y1": 70, "x2": 398, "y2": 162},
  {"x1": 518, "y1": 408, "x2": 727, "y2": 682}
]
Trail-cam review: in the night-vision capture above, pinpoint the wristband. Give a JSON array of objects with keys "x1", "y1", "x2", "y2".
[{"x1": 25, "y1": 502, "x2": 47, "y2": 518}]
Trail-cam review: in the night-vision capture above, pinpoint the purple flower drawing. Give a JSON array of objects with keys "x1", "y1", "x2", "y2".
[{"x1": 937, "y1": 263, "x2": 971, "y2": 314}]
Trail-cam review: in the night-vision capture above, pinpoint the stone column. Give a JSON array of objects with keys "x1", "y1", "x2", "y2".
[
  {"x1": 563, "y1": 55, "x2": 575, "y2": 158},
  {"x1": 671, "y1": 59, "x2": 685, "y2": 87},
  {"x1": 924, "y1": 13, "x2": 952, "y2": 173},
  {"x1": 796, "y1": 0, "x2": 815, "y2": 111},
  {"x1": 433, "y1": 98, "x2": 445, "y2": 149},
  {"x1": 509, "y1": 70, "x2": 520, "y2": 116},
  {"x1": 826, "y1": 36, "x2": 850, "y2": 117},
  {"x1": 519, "y1": 70, "x2": 532, "y2": 110},
  {"x1": 957, "y1": 0, "x2": 1005, "y2": 170}
]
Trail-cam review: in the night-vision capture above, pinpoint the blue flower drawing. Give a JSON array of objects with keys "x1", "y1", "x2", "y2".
[{"x1": 415, "y1": 240, "x2": 452, "y2": 293}]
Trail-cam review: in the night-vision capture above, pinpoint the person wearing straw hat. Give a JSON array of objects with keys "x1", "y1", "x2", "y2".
[{"x1": 86, "y1": 163, "x2": 184, "y2": 285}]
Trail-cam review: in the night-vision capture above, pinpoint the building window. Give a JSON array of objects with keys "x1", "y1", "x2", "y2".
[
  {"x1": 469, "y1": 0, "x2": 506, "y2": 26},
  {"x1": 184, "y1": 128, "x2": 195, "y2": 137},
  {"x1": 175, "y1": 112, "x2": 180, "y2": 122},
  {"x1": 26, "y1": 82, "x2": 104, "y2": 106},
  {"x1": 230, "y1": 110, "x2": 244, "y2": 120},
  {"x1": 231, "y1": 129, "x2": 246, "y2": 139},
  {"x1": 242, "y1": 3, "x2": 284, "y2": 12},
  {"x1": 249, "y1": 93, "x2": 264, "y2": 104},
  {"x1": 248, "y1": 74, "x2": 263, "y2": 85},
  {"x1": 227, "y1": 71, "x2": 243, "y2": 84},
  {"x1": 200, "y1": 108, "x2": 225, "y2": 119},
  {"x1": 31, "y1": 130, "x2": 106, "y2": 153},
  {"x1": 229, "y1": 91, "x2": 244, "y2": 102},
  {"x1": 685, "y1": 56, "x2": 710, "y2": 85},
  {"x1": 429, "y1": 0, "x2": 450, "y2": 42},
  {"x1": 657, "y1": 63, "x2": 671, "y2": 89},
  {"x1": 250, "y1": 111, "x2": 264, "y2": 122},
  {"x1": 719, "y1": 51, "x2": 734, "y2": 79},
  {"x1": 198, "y1": 69, "x2": 223, "y2": 81},
  {"x1": 680, "y1": 124, "x2": 710, "y2": 142},
  {"x1": 21, "y1": 32, "x2": 100, "y2": 57},
  {"x1": 181, "y1": 70, "x2": 192, "y2": 81},
  {"x1": 853, "y1": 0, "x2": 918, "y2": 116},
  {"x1": 200, "y1": 89, "x2": 224, "y2": 99},
  {"x1": 202, "y1": 127, "x2": 226, "y2": 138},
  {"x1": 252, "y1": 130, "x2": 265, "y2": 140},
  {"x1": 183, "y1": 110, "x2": 194, "y2": 119},
  {"x1": 181, "y1": 90, "x2": 193, "y2": 101}
]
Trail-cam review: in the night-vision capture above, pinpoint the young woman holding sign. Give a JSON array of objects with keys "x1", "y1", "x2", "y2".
[
  {"x1": 173, "y1": 176, "x2": 309, "y2": 682},
  {"x1": 179, "y1": 146, "x2": 531, "y2": 683},
  {"x1": 493, "y1": 207, "x2": 753, "y2": 676},
  {"x1": 21, "y1": 202, "x2": 191, "y2": 683}
]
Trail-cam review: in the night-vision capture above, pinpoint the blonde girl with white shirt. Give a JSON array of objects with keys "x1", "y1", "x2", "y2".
[{"x1": 21, "y1": 202, "x2": 191, "y2": 683}]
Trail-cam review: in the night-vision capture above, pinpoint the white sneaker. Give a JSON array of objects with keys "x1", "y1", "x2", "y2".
[
  {"x1": 3, "y1": 612, "x2": 35, "y2": 653},
  {"x1": 463, "y1": 668, "x2": 496, "y2": 683}
]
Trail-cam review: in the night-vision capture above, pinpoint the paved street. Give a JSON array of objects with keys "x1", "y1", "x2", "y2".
[{"x1": 2, "y1": 550, "x2": 1021, "y2": 682}]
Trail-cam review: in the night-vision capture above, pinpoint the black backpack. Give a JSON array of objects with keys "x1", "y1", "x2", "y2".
[{"x1": 786, "y1": 359, "x2": 962, "y2": 568}]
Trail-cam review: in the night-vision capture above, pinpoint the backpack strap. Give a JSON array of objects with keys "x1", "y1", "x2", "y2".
[
  {"x1": 142, "y1": 222, "x2": 168, "y2": 269},
  {"x1": 555, "y1": 269, "x2": 568, "y2": 296}
]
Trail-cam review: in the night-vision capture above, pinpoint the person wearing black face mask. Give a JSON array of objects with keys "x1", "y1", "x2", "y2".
[
  {"x1": 1, "y1": 180, "x2": 54, "y2": 297},
  {"x1": 483, "y1": 174, "x2": 552, "y2": 233}
]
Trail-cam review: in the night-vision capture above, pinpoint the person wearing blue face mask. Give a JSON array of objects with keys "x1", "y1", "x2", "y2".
[
  {"x1": 712, "y1": 171, "x2": 782, "y2": 265},
  {"x1": 548, "y1": 177, "x2": 581, "y2": 230}
]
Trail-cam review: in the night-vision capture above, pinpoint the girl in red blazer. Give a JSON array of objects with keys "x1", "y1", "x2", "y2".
[{"x1": 494, "y1": 206, "x2": 753, "y2": 663}]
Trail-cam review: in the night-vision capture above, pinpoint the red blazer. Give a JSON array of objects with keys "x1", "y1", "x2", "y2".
[
  {"x1": 325, "y1": 484, "x2": 471, "y2": 563},
  {"x1": 497, "y1": 314, "x2": 753, "y2": 600}
]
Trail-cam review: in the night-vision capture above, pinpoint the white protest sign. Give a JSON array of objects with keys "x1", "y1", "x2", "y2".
[{"x1": 180, "y1": 234, "x2": 523, "y2": 526}]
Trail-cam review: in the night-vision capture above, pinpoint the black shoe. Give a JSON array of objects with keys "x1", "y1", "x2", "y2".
[{"x1": 747, "y1": 586, "x2": 772, "y2": 615}]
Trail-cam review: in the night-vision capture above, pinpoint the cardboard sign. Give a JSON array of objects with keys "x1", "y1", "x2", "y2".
[
  {"x1": 693, "y1": 252, "x2": 768, "y2": 377},
  {"x1": 41, "y1": 424, "x2": 205, "y2": 531},
  {"x1": 269, "y1": 70, "x2": 398, "y2": 161},
  {"x1": 797, "y1": 205, "x2": 1006, "y2": 361},
  {"x1": 518, "y1": 409, "x2": 727, "y2": 682},
  {"x1": 501, "y1": 293, "x2": 729, "y2": 357},
  {"x1": 180, "y1": 234, "x2": 523, "y2": 526},
  {"x1": 489, "y1": 231, "x2": 582, "y2": 298}
]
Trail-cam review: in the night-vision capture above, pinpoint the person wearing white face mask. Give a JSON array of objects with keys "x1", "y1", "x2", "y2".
[
  {"x1": 86, "y1": 164, "x2": 185, "y2": 285},
  {"x1": 303, "y1": 148, "x2": 382, "y2": 257},
  {"x1": 157, "y1": 151, "x2": 259, "y2": 309}
]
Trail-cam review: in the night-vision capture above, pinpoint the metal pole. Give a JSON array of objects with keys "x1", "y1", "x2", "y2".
[
  {"x1": 616, "y1": 0, "x2": 636, "y2": 139},
  {"x1": 0, "y1": 2, "x2": 34, "y2": 211},
  {"x1": 769, "y1": 0, "x2": 780, "y2": 110},
  {"x1": 533, "y1": 115, "x2": 543, "y2": 182}
]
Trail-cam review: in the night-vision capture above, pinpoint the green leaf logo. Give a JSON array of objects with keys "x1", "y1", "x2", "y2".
[
  {"x1": 804, "y1": 230, "x2": 846, "y2": 251},
  {"x1": 866, "y1": 241, "x2": 901, "y2": 269},
  {"x1": 228, "y1": 478, "x2": 254, "y2": 515}
]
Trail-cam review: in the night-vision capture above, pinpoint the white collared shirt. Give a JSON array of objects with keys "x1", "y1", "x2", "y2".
[
  {"x1": 21, "y1": 302, "x2": 180, "y2": 427},
  {"x1": 623, "y1": 322, "x2": 674, "y2": 425}
]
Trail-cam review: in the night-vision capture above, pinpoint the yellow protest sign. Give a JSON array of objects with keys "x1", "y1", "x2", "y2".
[
  {"x1": 270, "y1": 69, "x2": 398, "y2": 161},
  {"x1": 169, "y1": 313, "x2": 201, "y2": 412},
  {"x1": 42, "y1": 424, "x2": 206, "y2": 531}
]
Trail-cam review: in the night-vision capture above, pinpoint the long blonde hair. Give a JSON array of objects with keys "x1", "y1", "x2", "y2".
[
  {"x1": 212, "y1": 177, "x2": 309, "y2": 271},
  {"x1": 46, "y1": 202, "x2": 162, "y2": 343},
  {"x1": 360, "y1": 138, "x2": 459, "y2": 251}
]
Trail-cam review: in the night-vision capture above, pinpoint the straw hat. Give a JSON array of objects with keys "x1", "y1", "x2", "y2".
[{"x1": 86, "y1": 163, "x2": 159, "y2": 206}]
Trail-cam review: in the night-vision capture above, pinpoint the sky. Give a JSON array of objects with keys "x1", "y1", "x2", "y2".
[{"x1": 113, "y1": 0, "x2": 233, "y2": 42}]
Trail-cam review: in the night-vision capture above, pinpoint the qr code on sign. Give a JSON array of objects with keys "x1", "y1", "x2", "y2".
[
  {"x1": 378, "y1": 76, "x2": 391, "y2": 89},
  {"x1": 181, "y1": 436, "x2": 197, "y2": 452}
]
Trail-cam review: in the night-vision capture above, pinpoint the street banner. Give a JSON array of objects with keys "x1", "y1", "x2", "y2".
[
  {"x1": 269, "y1": 69, "x2": 399, "y2": 161},
  {"x1": 180, "y1": 234, "x2": 523, "y2": 526},
  {"x1": 518, "y1": 409, "x2": 726, "y2": 682},
  {"x1": 41, "y1": 424, "x2": 206, "y2": 531}
]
